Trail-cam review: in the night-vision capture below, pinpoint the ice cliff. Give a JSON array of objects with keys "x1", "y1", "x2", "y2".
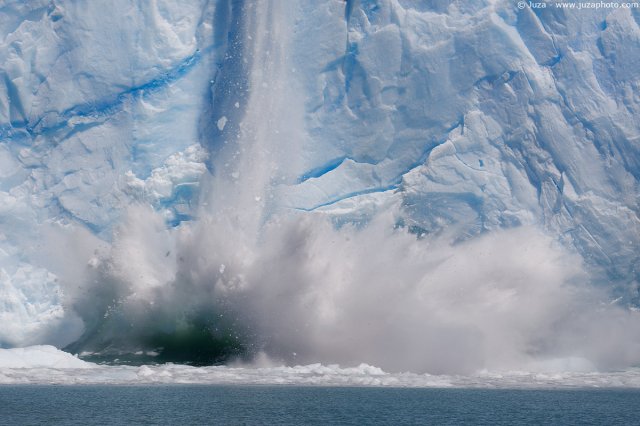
[{"x1": 0, "y1": 0, "x2": 639, "y2": 373}]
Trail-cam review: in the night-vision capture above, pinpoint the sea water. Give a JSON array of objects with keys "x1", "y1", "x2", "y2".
[{"x1": 1, "y1": 385, "x2": 639, "y2": 425}]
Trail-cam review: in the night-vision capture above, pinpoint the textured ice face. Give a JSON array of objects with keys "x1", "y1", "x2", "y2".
[
  {"x1": 0, "y1": 0, "x2": 213, "y2": 232},
  {"x1": 0, "y1": 0, "x2": 217, "y2": 347},
  {"x1": 0, "y1": 1, "x2": 639, "y2": 373},
  {"x1": 292, "y1": 0, "x2": 640, "y2": 288}
]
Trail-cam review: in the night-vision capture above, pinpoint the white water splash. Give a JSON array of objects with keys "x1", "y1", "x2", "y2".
[{"x1": 3, "y1": 346, "x2": 640, "y2": 388}]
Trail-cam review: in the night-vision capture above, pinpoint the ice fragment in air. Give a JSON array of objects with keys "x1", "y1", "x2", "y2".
[{"x1": 217, "y1": 116, "x2": 228, "y2": 131}]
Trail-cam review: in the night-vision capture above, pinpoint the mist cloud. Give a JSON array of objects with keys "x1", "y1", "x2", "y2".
[{"x1": 58, "y1": 203, "x2": 640, "y2": 374}]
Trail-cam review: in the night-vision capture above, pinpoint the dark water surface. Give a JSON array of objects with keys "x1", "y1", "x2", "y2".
[{"x1": 1, "y1": 385, "x2": 639, "y2": 425}]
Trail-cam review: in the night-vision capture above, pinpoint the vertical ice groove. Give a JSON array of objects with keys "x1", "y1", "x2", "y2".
[
  {"x1": 202, "y1": 0, "x2": 250, "y2": 163},
  {"x1": 204, "y1": 0, "x2": 306, "y2": 228}
]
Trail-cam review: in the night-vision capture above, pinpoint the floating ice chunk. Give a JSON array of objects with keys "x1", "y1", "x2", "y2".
[
  {"x1": 137, "y1": 365, "x2": 154, "y2": 377},
  {"x1": 1, "y1": 353, "x2": 640, "y2": 388},
  {"x1": 0, "y1": 345, "x2": 91, "y2": 369}
]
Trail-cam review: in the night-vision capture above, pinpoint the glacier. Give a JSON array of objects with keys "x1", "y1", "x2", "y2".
[{"x1": 0, "y1": 0, "x2": 639, "y2": 375}]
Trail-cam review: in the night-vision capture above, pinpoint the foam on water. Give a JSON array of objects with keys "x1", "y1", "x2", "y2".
[{"x1": 2, "y1": 346, "x2": 640, "y2": 388}]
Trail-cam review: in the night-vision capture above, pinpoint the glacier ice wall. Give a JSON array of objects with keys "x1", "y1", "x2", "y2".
[
  {"x1": 0, "y1": 0, "x2": 217, "y2": 347},
  {"x1": 290, "y1": 0, "x2": 640, "y2": 288},
  {"x1": 1, "y1": 0, "x2": 639, "y2": 373}
]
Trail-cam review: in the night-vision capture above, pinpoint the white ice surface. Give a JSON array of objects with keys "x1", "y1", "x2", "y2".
[
  {"x1": 1, "y1": 346, "x2": 639, "y2": 388},
  {"x1": 0, "y1": 345, "x2": 90, "y2": 369}
]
